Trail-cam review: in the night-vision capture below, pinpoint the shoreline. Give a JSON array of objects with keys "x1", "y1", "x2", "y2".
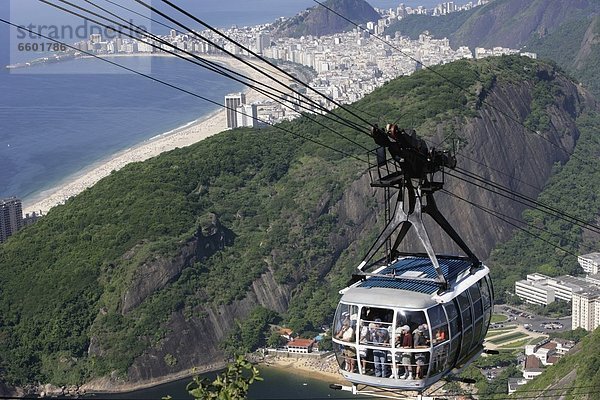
[
  {"x1": 81, "y1": 355, "x2": 344, "y2": 395},
  {"x1": 21, "y1": 54, "x2": 291, "y2": 215}
]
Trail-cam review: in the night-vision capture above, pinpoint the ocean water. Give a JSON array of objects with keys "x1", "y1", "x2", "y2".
[
  {"x1": 0, "y1": 56, "x2": 244, "y2": 201},
  {"x1": 99, "y1": 366, "x2": 368, "y2": 400}
]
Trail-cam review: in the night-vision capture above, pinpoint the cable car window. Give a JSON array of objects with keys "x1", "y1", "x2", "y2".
[
  {"x1": 473, "y1": 318, "x2": 484, "y2": 345},
  {"x1": 480, "y1": 278, "x2": 492, "y2": 310},
  {"x1": 430, "y1": 341, "x2": 449, "y2": 375},
  {"x1": 428, "y1": 305, "x2": 448, "y2": 345},
  {"x1": 334, "y1": 304, "x2": 358, "y2": 343},
  {"x1": 442, "y1": 302, "x2": 458, "y2": 321},
  {"x1": 334, "y1": 342, "x2": 357, "y2": 373},
  {"x1": 412, "y1": 324, "x2": 431, "y2": 380},
  {"x1": 469, "y1": 285, "x2": 483, "y2": 322},
  {"x1": 397, "y1": 310, "x2": 427, "y2": 329},
  {"x1": 448, "y1": 336, "x2": 460, "y2": 365},
  {"x1": 443, "y1": 302, "x2": 460, "y2": 338},
  {"x1": 359, "y1": 306, "x2": 392, "y2": 347},
  {"x1": 473, "y1": 298, "x2": 483, "y2": 319},
  {"x1": 457, "y1": 291, "x2": 473, "y2": 328},
  {"x1": 428, "y1": 305, "x2": 447, "y2": 327},
  {"x1": 469, "y1": 284, "x2": 481, "y2": 302},
  {"x1": 485, "y1": 275, "x2": 495, "y2": 303},
  {"x1": 357, "y1": 307, "x2": 392, "y2": 378},
  {"x1": 459, "y1": 327, "x2": 473, "y2": 361},
  {"x1": 414, "y1": 350, "x2": 430, "y2": 379},
  {"x1": 484, "y1": 306, "x2": 492, "y2": 329}
]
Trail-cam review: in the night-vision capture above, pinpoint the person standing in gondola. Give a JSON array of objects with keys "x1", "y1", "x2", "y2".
[
  {"x1": 336, "y1": 319, "x2": 356, "y2": 372},
  {"x1": 399, "y1": 325, "x2": 413, "y2": 379},
  {"x1": 413, "y1": 324, "x2": 429, "y2": 379},
  {"x1": 371, "y1": 318, "x2": 390, "y2": 378}
]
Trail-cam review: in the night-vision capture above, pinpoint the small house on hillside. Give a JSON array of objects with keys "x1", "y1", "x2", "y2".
[
  {"x1": 286, "y1": 338, "x2": 315, "y2": 354},
  {"x1": 278, "y1": 328, "x2": 293, "y2": 340}
]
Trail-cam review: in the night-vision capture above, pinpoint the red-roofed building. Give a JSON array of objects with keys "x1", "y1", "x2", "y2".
[
  {"x1": 523, "y1": 355, "x2": 544, "y2": 380},
  {"x1": 286, "y1": 338, "x2": 315, "y2": 354}
]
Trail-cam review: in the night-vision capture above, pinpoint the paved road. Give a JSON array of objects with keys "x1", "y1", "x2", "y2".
[{"x1": 493, "y1": 305, "x2": 572, "y2": 333}]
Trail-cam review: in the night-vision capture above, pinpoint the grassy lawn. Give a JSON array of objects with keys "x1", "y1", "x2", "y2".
[
  {"x1": 491, "y1": 314, "x2": 509, "y2": 323},
  {"x1": 499, "y1": 335, "x2": 547, "y2": 349},
  {"x1": 485, "y1": 330, "x2": 508, "y2": 339},
  {"x1": 487, "y1": 332, "x2": 529, "y2": 345},
  {"x1": 499, "y1": 338, "x2": 530, "y2": 349},
  {"x1": 486, "y1": 326, "x2": 515, "y2": 334}
]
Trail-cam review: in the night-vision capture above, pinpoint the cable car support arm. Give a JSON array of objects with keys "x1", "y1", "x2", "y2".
[{"x1": 356, "y1": 124, "x2": 481, "y2": 288}]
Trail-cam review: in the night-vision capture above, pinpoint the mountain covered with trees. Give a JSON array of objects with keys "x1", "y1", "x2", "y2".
[
  {"x1": 271, "y1": 0, "x2": 380, "y2": 38},
  {"x1": 0, "y1": 56, "x2": 599, "y2": 393},
  {"x1": 387, "y1": 0, "x2": 600, "y2": 98}
]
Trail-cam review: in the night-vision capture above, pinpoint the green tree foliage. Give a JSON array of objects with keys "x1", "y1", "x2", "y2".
[
  {"x1": 527, "y1": 15, "x2": 600, "y2": 98},
  {"x1": 221, "y1": 307, "x2": 280, "y2": 357},
  {"x1": 527, "y1": 300, "x2": 572, "y2": 318},
  {"x1": 266, "y1": 331, "x2": 286, "y2": 349}
]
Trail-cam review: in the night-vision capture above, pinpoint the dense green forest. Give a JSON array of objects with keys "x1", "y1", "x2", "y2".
[
  {"x1": 0, "y1": 56, "x2": 597, "y2": 387},
  {"x1": 526, "y1": 15, "x2": 600, "y2": 98}
]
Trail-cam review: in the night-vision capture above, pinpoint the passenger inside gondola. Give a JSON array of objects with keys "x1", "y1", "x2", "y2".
[
  {"x1": 358, "y1": 307, "x2": 392, "y2": 376},
  {"x1": 413, "y1": 324, "x2": 429, "y2": 379},
  {"x1": 397, "y1": 324, "x2": 413, "y2": 379}
]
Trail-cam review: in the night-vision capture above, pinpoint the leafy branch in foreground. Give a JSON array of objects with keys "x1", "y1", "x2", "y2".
[{"x1": 164, "y1": 356, "x2": 262, "y2": 400}]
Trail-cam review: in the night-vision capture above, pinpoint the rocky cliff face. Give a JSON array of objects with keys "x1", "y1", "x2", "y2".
[
  {"x1": 452, "y1": 0, "x2": 597, "y2": 48},
  {"x1": 87, "y1": 65, "x2": 596, "y2": 388},
  {"x1": 430, "y1": 73, "x2": 593, "y2": 258}
]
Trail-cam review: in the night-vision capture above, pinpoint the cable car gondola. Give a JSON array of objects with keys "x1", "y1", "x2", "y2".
[{"x1": 332, "y1": 125, "x2": 494, "y2": 394}]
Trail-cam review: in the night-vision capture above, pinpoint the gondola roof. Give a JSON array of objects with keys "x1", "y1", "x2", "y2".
[
  {"x1": 340, "y1": 255, "x2": 483, "y2": 309},
  {"x1": 358, "y1": 255, "x2": 475, "y2": 295}
]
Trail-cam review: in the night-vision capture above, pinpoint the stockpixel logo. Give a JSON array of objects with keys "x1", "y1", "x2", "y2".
[{"x1": 7, "y1": 0, "x2": 153, "y2": 74}]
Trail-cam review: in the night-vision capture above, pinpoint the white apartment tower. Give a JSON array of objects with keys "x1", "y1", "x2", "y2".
[
  {"x1": 225, "y1": 93, "x2": 246, "y2": 129},
  {"x1": 236, "y1": 104, "x2": 258, "y2": 128},
  {"x1": 572, "y1": 288, "x2": 600, "y2": 331}
]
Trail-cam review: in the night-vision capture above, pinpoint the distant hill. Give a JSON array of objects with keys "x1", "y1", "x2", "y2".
[
  {"x1": 272, "y1": 0, "x2": 380, "y2": 38},
  {"x1": 388, "y1": 0, "x2": 598, "y2": 48},
  {"x1": 386, "y1": 0, "x2": 600, "y2": 97},
  {"x1": 526, "y1": 14, "x2": 600, "y2": 97}
]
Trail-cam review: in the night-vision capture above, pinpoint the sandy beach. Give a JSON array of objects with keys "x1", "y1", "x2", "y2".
[
  {"x1": 262, "y1": 354, "x2": 346, "y2": 384},
  {"x1": 22, "y1": 54, "x2": 293, "y2": 215}
]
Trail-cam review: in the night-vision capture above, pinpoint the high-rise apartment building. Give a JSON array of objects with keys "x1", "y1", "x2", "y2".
[
  {"x1": 256, "y1": 32, "x2": 271, "y2": 54},
  {"x1": 225, "y1": 93, "x2": 246, "y2": 129},
  {"x1": 572, "y1": 288, "x2": 600, "y2": 331},
  {"x1": 236, "y1": 104, "x2": 258, "y2": 128},
  {"x1": 0, "y1": 197, "x2": 23, "y2": 243}
]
